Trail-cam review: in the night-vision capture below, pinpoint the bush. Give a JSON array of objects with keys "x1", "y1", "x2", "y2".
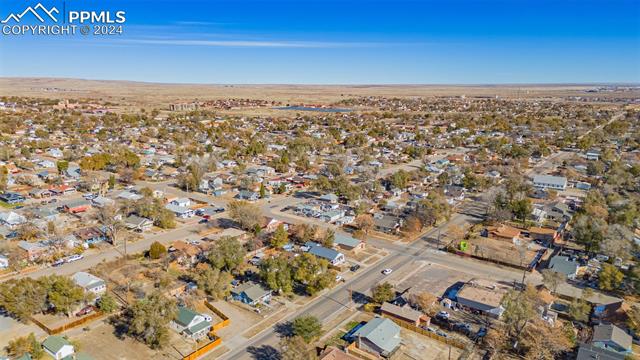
[{"x1": 149, "y1": 241, "x2": 167, "y2": 259}]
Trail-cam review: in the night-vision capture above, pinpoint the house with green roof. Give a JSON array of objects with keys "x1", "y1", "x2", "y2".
[
  {"x1": 170, "y1": 306, "x2": 211, "y2": 340},
  {"x1": 42, "y1": 336, "x2": 74, "y2": 360}
]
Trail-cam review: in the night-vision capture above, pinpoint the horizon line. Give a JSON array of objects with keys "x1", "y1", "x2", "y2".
[{"x1": 2, "y1": 76, "x2": 639, "y2": 88}]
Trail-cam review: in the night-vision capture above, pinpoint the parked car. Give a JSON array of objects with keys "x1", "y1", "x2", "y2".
[
  {"x1": 336, "y1": 275, "x2": 344, "y2": 282},
  {"x1": 382, "y1": 268, "x2": 393, "y2": 275},
  {"x1": 436, "y1": 330, "x2": 448, "y2": 338},
  {"x1": 350, "y1": 264, "x2": 361, "y2": 272},
  {"x1": 66, "y1": 254, "x2": 84, "y2": 263},
  {"x1": 436, "y1": 311, "x2": 450, "y2": 320},
  {"x1": 453, "y1": 322, "x2": 472, "y2": 335},
  {"x1": 76, "y1": 305, "x2": 95, "y2": 317},
  {"x1": 52, "y1": 259, "x2": 65, "y2": 267},
  {"x1": 199, "y1": 218, "x2": 209, "y2": 224}
]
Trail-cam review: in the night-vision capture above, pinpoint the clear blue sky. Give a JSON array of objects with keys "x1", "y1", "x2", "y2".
[{"x1": 1, "y1": 0, "x2": 639, "y2": 84}]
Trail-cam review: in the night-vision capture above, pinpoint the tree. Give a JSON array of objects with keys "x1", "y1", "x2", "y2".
[
  {"x1": 259, "y1": 183, "x2": 267, "y2": 199},
  {"x1": 408, "y1": 291, "x2": 437, "y2": 315},
  {"x1": 228, "y1": 200, "x2": 262, "y2": 231},
  {"x1": 97, "y1": 293, "x2": 118, "y2": 313},
  {"x1": 279, "y1": 335, "x2": 318, "y2": 360},
  {"x1": 292, "y1": 315, "x2": 323, "y2": 343},
  {"x1": 128, "y1": 292, "x2": 177, "y2": 348},
  {"x1": 95, "y1": 205, "x2": 125, "y2": 246},
  {"x1": 260, "y1": 255, "x2": 294, "y2": 295},
  {"x1": 0, "y1": 278, "x2": 47, "y2": 321},
  {"x1": 322, "y1": 229, "x2": 335, "y2": 248},
  {"x1": 270, "y1": 224, "x2": 289, "y2": 249},
  {"x1": 371, "y1": 282, "x2": 395, "y2": 304},
  {"x1": 43, "y1": 275, "x2": 87, "y2": 317},
  {"x1": 148, "y1": 241, "x2": 167, "y2": 259},
  {"x1": 6, "y1": 333, "x2": 43, "y2": 359},
  {"x1": 573, "y1": 215, "x2": 607, "y2": 252},
  {"x1": 568, "y1": 298, "x2": 591, "y2": 323},
  {"x1": 195, "y1": 266, "x2": 233, "y2": 300},
  {"x1": 521, "y1": 319, "x2": 572, "y2": 360},
  {"x1": 626, "y1": 304, "x2": 640, "y2": 337},
  {"x1": 208, "y1": 236, "x2": 246, "y2": 273},
  {"x1": 355, "y1": 214, "x2": 374, "y2": 234},
  {"x1": 598, "y1": 263, "x2": 624, "y2": 291},
  {"x1": 511, "y1": 198, "x2": 533, "y2": 225},
  {"x1": 602, "y1": 224, "x2": 634, "y2": 260},
  {"x1": 501, "y1": 285, "x2": 540, "y2": 343},
  {"x1": 541, "y1": 269, "x2": 565, "y2": 294},
  {"x1": 56, "y1": 160, "x2": 69, "y2": 174}
]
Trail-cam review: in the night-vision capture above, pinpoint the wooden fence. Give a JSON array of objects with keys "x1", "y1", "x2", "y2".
[
  {"x1": 383, "y1": 315, "x2": 466, "y2": 350},
  {"x1": 203, "y1": 300, "x2": 230, "y2": 331},
  {"x1": 31, "y1": 311, "x2": 104, "y2": 335},
  {"x1": 181, "y1": 335, "x2": 222, "y2": 360}
]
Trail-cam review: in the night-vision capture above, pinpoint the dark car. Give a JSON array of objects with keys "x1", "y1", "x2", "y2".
[
  {"x1": 350, "y1": 264, "x2": 360, "y2": 272},
  {"x1": 199, "y1": 218, "x2": 209, "y2": 224},
  {"x1": 453, "y1": 322, "x2": 472, "y2": 335}
]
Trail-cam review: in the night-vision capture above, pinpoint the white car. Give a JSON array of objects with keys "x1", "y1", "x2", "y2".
[
  {"x1": 335, "y1": 275, "x2": 344, "y2": 282},
  {"x1": 66, "y1": 254, "x2": 84, "y2": 263},
  {"x1": 382, "y1": 268, "x2": 393, "y2": 275},
  {"x1": 437, "y1": 311, "x2": 450, "y2": 320}
]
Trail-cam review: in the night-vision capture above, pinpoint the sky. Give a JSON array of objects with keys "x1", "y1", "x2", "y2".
[{"x1": 0, "y1": 0, "x2": 639, "y2": 84}]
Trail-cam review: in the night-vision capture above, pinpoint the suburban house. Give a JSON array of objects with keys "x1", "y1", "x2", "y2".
[
  {"x1": 454, "y1": 279, "x2": 507, "y2": 318},
  {"x1": 261, "y1": 217, "x2": 283, "y2": 232},
  {"x1": 334, "y1": 234, "x2": 366, "y2": 252},
  {"x1": 73, "y1": 227, "x2": 107, "y2": 246},
  {"x1": 18, "y1": 241, "x2": 48, "y2": 261},
  {"x1": 306, "y1": 242, "x2": 346, "y2": 266},
  {"x1": 319, "y1": 193, "x2": 339, "y2": 204},
  {"x1": 0, "y1": 192, "x2": 25, "y2": 204},
  {"x1": 230, "y1": 281, "x2": 271, "y2": 306},
  {"x1": 577, "y1": 344, "x2": 626, "y2": 360},
  {"x1": 373, "y1": 215, "x2": 403, "y2": 234},
  {"x1": 528, "y1": 227, "x2": 558, "y2": 243},
  {"x1": 0, "y1": 211, "x2": 27, "y2": 229},
  {"x1": 71, "y1": 271, "x2": 107, "y2": 297},
  {"x1": 116, "y1": 191, "x2": 143, "y2": 201},
  {"x1": 483, "y1": 225, "x2": 521, "y2": 243},
  {"x1": 532, "y1": 174, "x2": 568, "y2": 190},
  {"x1": 380, "y1": 302, "x2": 429, "y2": 327},
  {"x1": 170, "y1": 198, "x2": 191, "y2": 207},
  {"x1": 63, "y1": 199, "x2": 91, "y2": 214},
  {"x1": 548, "y1": 255, "x2": 580, "y2": 280},
  {"x1": 350, "y1": 317, "x2": 402, "y2": 358},
  {"x1": 91, "y1": 196, "x2": 115, "y2": 208},
  {"x1": 590, "y1": 324, "x2": 632, "y2": 355},
  {"x1": 124, "y1": 215, "x2": 153, "y2": 232},
  {"x1": 42, "y1": 336, "x2": 75, "y2": 360},
  {"x1": 170, "y1": 306, "x2": 212, "y2": 340},
  {"x1": 236, "y1": 190, "x2": 259, "y2": 201},
  {"x1": 165, "y1": 203, "x2": 195, "y2": 218},
  {"x1": 319, "y1": 346, "x2": 360, "y2": 360}
]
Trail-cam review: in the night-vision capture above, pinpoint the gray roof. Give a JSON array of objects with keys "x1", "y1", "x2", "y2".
[
  {"x1": 380, "y1": 302, "x2": 423, "y2": 323},
  {"x1": 308, "y1": 245, "x2": 343, "y2": 261},
  {"x1": 334, "y1": 234, "x2": 361, "y2": 248},
  {"x1": 533, "y1": 174, "x2": 567, "y2": 186},
  {"x1": 232, "y1": 282, "x2": 270, "y2": 302},
  {"x1": 592, "y1": 324, "x2": 632, "y2": 351},
  {"x1": 71, "y1": 272, "x2": 105, "y2": 291},
  {"x1": 577, "y1": 344, "x2": 625, "y2": 360},
  {"x1": 352, "y1": 317, "x2": 401, "y2": 354},
  {"x1": 548, "y1": 256, "x2": 578, "y2": 276}
]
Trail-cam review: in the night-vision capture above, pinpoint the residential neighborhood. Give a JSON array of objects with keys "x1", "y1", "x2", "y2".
[{"x1": 0, "y1": 83, "x2": 638, "y2": 360}]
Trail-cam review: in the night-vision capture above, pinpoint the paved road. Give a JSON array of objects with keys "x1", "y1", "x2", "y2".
[{"x1": 218, "y1": 213, "x2": 539, "y2": 360}]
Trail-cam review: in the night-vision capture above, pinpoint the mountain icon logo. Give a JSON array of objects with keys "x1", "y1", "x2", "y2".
[{"x1": 1, "y1": 3, "x2": 59, "y2": 24}]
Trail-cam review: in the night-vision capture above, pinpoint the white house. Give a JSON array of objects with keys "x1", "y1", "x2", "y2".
[
  {"x1": 42, "y1": 336, "x2": 75, "y2": 360},
  {"x1": 171, "y1": 198, "x2": 191, "y2": 207},
  {"x1": 71, "y1": 271, "x2": 107, "y2": 297},
  {"x1": 171, "y1": 307, "x2": 212, "y2": 340},
  {"x1": 532, "y1": 175, "x2": 567, "y2": 190},
  {"x1": 0, "y1": 211, "x2": 27, "y2": 229},
  {"x1": 165, "y1": 203, "x2": 195, "y2": 218}
]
